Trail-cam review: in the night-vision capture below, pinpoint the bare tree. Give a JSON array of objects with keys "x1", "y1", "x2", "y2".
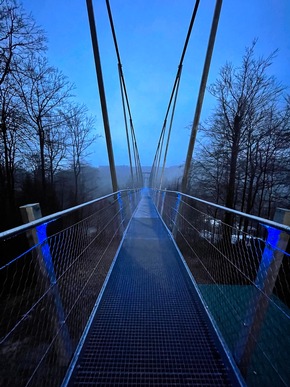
[
  {"x1": 189, "y1": 133, "x2": 229, "y2": 206},
  {"x1": 16, "y1": 56, "x2": 73, "y2": 199},
  {"x1": 0, "y1": 0, "x2": 102, "y2": 227},
  {"x1": 62, "y1": 104, "x2": 99, "y2": 204},
  {"x1": 0, "y1": 78, "x2": 20, "y2": 205},
  {"x1": 0, "y1": 0, "x2": 45, "y2": 225},
  {"x1": 202, "y1": 41, "x2": 288, "y2": 225},
  {"x1": 0, "y1": 0, "x2": 45, "y2": 85},
  {"x1": 45, "y1": 118, "x2": 68, "y2": 186}
]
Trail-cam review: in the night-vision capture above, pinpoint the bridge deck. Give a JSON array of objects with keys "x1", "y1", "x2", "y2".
[{"x1": 64, "y1": 193, "x2": 242, "y2": 386}]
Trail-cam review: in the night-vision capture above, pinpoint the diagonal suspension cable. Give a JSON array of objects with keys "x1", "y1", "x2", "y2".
[
  {"x1": 105, "y1": 0, "x2": 143, "y2": 188},
  {"x1": 150, "y1": 0, "x2": 200, "y2": 188}
]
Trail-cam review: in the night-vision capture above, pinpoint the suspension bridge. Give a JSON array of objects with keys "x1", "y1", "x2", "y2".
[{"x1": 1, "y1": 1, "x2": 290, "y2": 386}]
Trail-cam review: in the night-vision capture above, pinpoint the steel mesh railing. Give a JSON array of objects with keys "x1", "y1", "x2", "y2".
[
  {"x1": 152, "y1": 189, "x2": 290, "y2": 387},
  {"x1": 0, "y1": 189, "x2": 140, "y2": 386}
]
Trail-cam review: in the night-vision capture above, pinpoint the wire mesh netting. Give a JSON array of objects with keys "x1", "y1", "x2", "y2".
[
  {"x1": 152, "y1": 189, "x2": 290, "y2": 387},
  {"x1": 0, "y1": 189, "x2": 140, "y2": 387},
  {"x1": 63, "y1": 192, "x2": 243, "y2": 387}
]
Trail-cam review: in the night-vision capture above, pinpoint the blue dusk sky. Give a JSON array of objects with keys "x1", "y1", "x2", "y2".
[{"x1": 21, "y1": 0, "x2": 290, "y2": 168}]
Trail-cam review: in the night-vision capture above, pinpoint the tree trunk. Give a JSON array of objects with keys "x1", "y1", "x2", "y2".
[
  {"x1": 224, "y1": 113, "x2": 242, "y2": 226},
  {"x1": 38, "y1": 121, "x2": 47, "y2": 196}
]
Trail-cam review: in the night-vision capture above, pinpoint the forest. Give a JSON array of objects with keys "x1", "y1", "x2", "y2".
[
  {"x1": 1, "y1": 0, "x2": 289, "y2": 233},
  {"x1": 186, "y1": 41, "x2": 290, "y2": 222},
  {"x1": 0, "y1": 0, "x2": 101, "y2": 231}
]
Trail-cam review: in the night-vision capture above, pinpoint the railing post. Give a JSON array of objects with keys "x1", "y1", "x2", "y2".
[
  {"x1": 172, "y1": 193, "x2": 182, "y2": 239},
  {"x1": 156, "y1": 190, "x2": 162, "y2": 212},
  {"x1": 128, "y1": 190, "x2": 134, "y2": 216},
  {"x1": 117, "y1": 192, "x2": 126, "y2": 233},
  {"x1": 234, "y1": 207, "x2": 290, "y2": 376},
  {"x1": 20, "y1": 203, "x2": 72, "y2": 365},
  {"x1": 160, "y1": 190, "x2": 166, "y2": 218}
]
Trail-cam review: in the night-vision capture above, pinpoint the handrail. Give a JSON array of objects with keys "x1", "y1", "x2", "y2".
[
  {"x1": 0, "y1": 189, "x2": 140, "y2": 240},
  {"x1": 152, "y1": 189, "x2": 290, "y2": 234}
]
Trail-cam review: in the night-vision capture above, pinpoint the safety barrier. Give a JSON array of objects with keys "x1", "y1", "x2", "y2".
[
  {"x1": 0, "y1": 189, "x2": 140, "y2": 386},
  {"x1": 152, "y1": 189, "x2": 290, "y2": 387}
]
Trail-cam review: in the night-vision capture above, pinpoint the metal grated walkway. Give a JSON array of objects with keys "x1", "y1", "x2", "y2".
[{"x1": 64, "y1": 192, "x2": 243, "y2": 386}]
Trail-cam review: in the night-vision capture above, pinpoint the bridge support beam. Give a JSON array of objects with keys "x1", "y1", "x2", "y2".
[
  {"x1": 86, "y1": 0, "x2": 118, "y2": 192},
  {"x1": 181, "y1": 0, "x2": 223, "y2": 193},
  {"x1": 20, "y1": 203, "x2": 72, "y2": 366}
]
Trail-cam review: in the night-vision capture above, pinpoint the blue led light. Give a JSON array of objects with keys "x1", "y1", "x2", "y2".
[
  {"x1": 36, "y1": 223, "x2": 57, "y2": 285},
  {"x1": 255, "y1": 224, "x2": 281, "y2": 289},
  {"x1": 36, "y1": 222, "x2": 72, "y2": 355}
]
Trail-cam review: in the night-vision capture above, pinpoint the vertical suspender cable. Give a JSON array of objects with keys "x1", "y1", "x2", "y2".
[
  {"x1": 118, "y1": 64, "x2": 134, "y2": 186},
  {"x1": 152, "y1": 73, "x2": 181, "y2": 187},
  {"x1": 150, "y1": 127, "x2": 164, "y2": 187},
  {"x1": 106, "y1": 0, "x2": 142, "y2": 188},
  {"x1": 181, "y1": 0, "x2": 223, "y2": 193},
  {"x1": 150, "y1": 66, "x2": 182, "y2": 187},
  {"x1": 150, "y1": 0, "x2": 200, "y2": 189},
  {"x1": 159, "y1": 66, "x2": 182, "y2": 189},
  {"x1": 155, "y1": 122, "x2": 166, "y2": 185},
  {"x1": 121, "y1": 71, "x2": 143, "y2": 187},
  {"x1": 130, "y1": 121, "x2": 142, "y2": 185},
  {"x1": 131, "y1": 120, "x2": 142, "y2": 186},
  {"x1": 86, "y1": 0, "x2": 118, "y2": 192}
]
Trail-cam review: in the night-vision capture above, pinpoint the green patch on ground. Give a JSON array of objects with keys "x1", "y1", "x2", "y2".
[{"x1": 199, "y1": 284, "x2": 290, "y2": 387}]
